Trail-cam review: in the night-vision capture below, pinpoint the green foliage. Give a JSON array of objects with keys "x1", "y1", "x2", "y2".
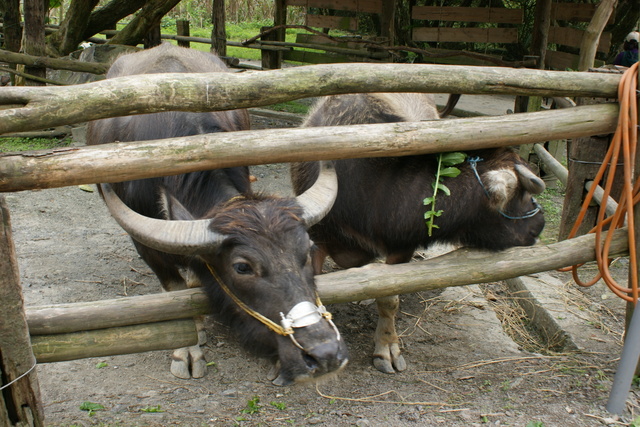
[
  {"x1": 79, "y1": 401, "x2": 105, "y2": 416},
  {"x1": 270, "y1": 401, "x2": 287, "y2": 410},
  {"x1": 631, "y1": 415, "x2": 640, "y2": 427},
  {"x1": 0, "y1": 137, "x2": 72, "y2": 153},
  {"x1": 241, "y1": 396, "x2": 262, "y2": 414},
  {"x1": 525, "y1": 421, "x2": 545, "y2": 427},
  {"x1": 95, "y1": 362, "x2": 108, "y2": 369},
  {"x1": 423, "y1": 152, "x2": 466, "y2": 236}
]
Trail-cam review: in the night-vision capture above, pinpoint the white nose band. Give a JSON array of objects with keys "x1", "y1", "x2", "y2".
[
  {"x1": 280, "y1": 301, "x2": 342, "y2": 350},
  {"x1": 281, "y1": 301, "x2": 323, "y2": 329}
]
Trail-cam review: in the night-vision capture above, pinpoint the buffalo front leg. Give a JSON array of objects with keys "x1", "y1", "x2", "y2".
[
  {"x1": 372, "y1": 252, "x2": 412, "y2": 374},
  {"x1": 169, "y1": 269, "x2": 207, "y2": 379},
  {"x1": 373, "y1": 294, "x2": 407, "y2": 373},
  {"x1": 170, "y1": 316, "x2": 207, "y2": 379}
]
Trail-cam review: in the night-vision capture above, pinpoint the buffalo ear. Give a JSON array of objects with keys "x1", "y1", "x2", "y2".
[
  {"x1": 482, "y1": 169, "x2": 518, "y2": 211},
  {"x1": 158, "y1": 187, "x2": 194, "y2": 221}
]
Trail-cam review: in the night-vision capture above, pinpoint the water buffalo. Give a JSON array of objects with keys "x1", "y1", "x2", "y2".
[
  {"x1": 87, "y1": 43, "x2": 348, "y2": 385},
  {"x1": 291, "y1": 92, "x2": 545, "y2": 374}
]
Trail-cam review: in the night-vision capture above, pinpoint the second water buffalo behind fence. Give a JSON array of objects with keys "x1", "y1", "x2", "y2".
[{"x1": 291, "y1": 92, "x2": 546, "y2": 374}]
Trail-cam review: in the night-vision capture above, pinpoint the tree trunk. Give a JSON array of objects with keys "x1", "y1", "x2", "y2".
[
  {"x1": 1, "y1": 0, "x2": 21, "y2": 53},
  {"x1": 0, "y1": 104, "x2": 619, "y2": 192},
  {"x1": 530, "y1": 0, "x2": 551, "y2": 69},
  {"x1": 143, "y1": 24, "x2": 161, "y2": 48},
  {"x1": 578, "y1": 0, "x2": 618, "y2": 71},
  {"x1": 46, "y1": 0, "x2": 100, "y2": 56},
  {"x1": 0, "y1": 196, "x2": 44, "y2": 426},
  {"x1": 83, "y1": 0, "x2": 147, "y2": 41},
  {"x1": 108, "y1": 0, "x2": 181, "y2": 47},
  {"x1": 0, "y1": 0, "x2": 21, "y2": 85},
  {"x1": 22, "y1": 0, "x2": 46, "y2": 85}
]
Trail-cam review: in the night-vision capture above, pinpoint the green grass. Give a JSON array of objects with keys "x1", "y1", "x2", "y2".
[
  {"x1": 0, "y1": 137, "x2": 72, "y2": 153},
  {"x1": 159, "y1": 20, "x2": 309, "y2": 61},
  {"x1": 535, "y1": 184, "x2": 565, "y2": 244},
  {"x1": 268, "y1": 100, "x2": 310, "y2": 115}
]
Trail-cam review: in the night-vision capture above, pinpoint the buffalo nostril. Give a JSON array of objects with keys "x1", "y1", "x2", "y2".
[{"x1": 303, "y1": 353, "x2": 319, "y2": 372}]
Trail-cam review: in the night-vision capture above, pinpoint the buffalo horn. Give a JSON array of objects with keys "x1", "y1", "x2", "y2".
[
  {"x1": 296, "y1": 161, "x2": 338, "y2": 227},
  {"x1": 514, "y1": 164, "x2": 546, "y2": 194},
  {"x1": 100, "y1": 183, "x2": 227, "y2": 256}
]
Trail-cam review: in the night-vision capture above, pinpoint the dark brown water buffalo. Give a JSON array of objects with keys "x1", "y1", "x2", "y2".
[
  {"x1": 87, "y1": 43, "x2": 347, "y2": 386},
  {"x1": 291, "y1": 92, "x2": 545, "y2": 374}
]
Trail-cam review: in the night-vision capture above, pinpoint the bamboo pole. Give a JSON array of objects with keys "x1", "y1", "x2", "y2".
[
  {"x1": 25, "y1": 227, "x2": 629, "y2": 335},
  {"x1": 0, "y1": 103, "x2": 619, "y2": 193},
  {"x1": 0, "y1": 63, "x2": 621, "y2": 135},
  {"x1": 31, "y1": 319, "x2": 198, "y2": 363}
]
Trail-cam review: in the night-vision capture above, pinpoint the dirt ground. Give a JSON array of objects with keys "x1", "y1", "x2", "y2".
[{"x1": 5, "y1": 101, "x2": 639, "y2": 426}]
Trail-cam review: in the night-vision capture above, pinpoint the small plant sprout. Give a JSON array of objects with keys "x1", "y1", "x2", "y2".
[
  {"x1": 141, "y1": 405, "x2": 164, "y2": 413},
  {"x1": 79, "y1": 401, "x2": 105, "y2": 416},
  {"x1": 241, "y1": 396, "x2": 262, "y2": 414},
  {"x1": 270, "y1": 401, "x2": 287, "y2": 410},
  {"x1": 423, "y1": 152, "x2": 467, "y2": 236}
]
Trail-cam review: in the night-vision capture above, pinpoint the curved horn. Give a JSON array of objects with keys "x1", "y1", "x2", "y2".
[
  {"x1": 296, "y1": 161, "x2": 338, "y2": 226},
  {"x1": 100, "y1": 183, "x2": 227, "y2": 256},
  {"x1": 514, "y1": 164, "x2": 546, "y2": 195}
]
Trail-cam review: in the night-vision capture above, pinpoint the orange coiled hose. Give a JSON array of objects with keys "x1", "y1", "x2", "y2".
[{"x1": 562, "y1": 62, "x2": 638, "y2": 303}]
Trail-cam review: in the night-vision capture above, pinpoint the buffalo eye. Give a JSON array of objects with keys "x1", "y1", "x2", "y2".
[{"x1": 233, "y1": 262, "x2": 253, "y2": 275}]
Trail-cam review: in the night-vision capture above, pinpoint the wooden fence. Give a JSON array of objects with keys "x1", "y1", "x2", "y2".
[{"x1": 0, "y1": 62, "x2": 627, "y2": 424}]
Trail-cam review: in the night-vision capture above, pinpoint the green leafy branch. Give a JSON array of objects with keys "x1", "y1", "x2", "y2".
[{"x1": 423, "y1": 152, "x2": 467, "y2": 236}]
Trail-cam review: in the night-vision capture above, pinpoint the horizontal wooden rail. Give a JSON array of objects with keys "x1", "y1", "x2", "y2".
[
  {"x1": 26, "y1": 227, "x2": 629, "y2": 335},
  {"x1": 0, "y1": 103, "x2": 619, "y2": 192},
  {"x1": 31, "y1": 319, "x2": 198, "y2": 363},
  {"x1": 0, "y1": 63, "x2": 621, "y2": 135}
]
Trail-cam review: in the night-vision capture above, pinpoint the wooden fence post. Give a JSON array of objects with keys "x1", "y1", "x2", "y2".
[
  {"x1": 261, "y1": 0, "x2": 286, "y2": 69},
  {"x1": 558, "y1": 95, "x2": 622, "y2": 240},
  {"x1": 0, "y1": 196, "x2": 44, "y2": 426},
  {"x1": 22, "y1": 0, "x2": 46, "y2": 85},
  {"x1": 176, "y1": 19, "x2": 190, "y2": 48},
  {"x1": 211, "y1": 0, "x2": 227, "y2": 57}
]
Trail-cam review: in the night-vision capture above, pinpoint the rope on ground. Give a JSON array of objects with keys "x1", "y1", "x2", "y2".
[{"x1": 561, "y1": 62, "x2": 638, "y2": 303}]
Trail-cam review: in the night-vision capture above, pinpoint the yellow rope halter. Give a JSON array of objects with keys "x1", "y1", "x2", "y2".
[{"x1": 206, "y1": 263, "x2": 335, "y2": 347}]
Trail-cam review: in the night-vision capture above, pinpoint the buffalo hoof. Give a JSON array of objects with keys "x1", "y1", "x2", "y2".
[
  {"x1": 267, "y1": 361, "x2": 294, "y2": 386},
  {"x1": 170, "y1": 345, "x2": 207, "y2": 379},
  {"x1": 373, "y1": 343, "x2": 407, "y2": 374}
]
